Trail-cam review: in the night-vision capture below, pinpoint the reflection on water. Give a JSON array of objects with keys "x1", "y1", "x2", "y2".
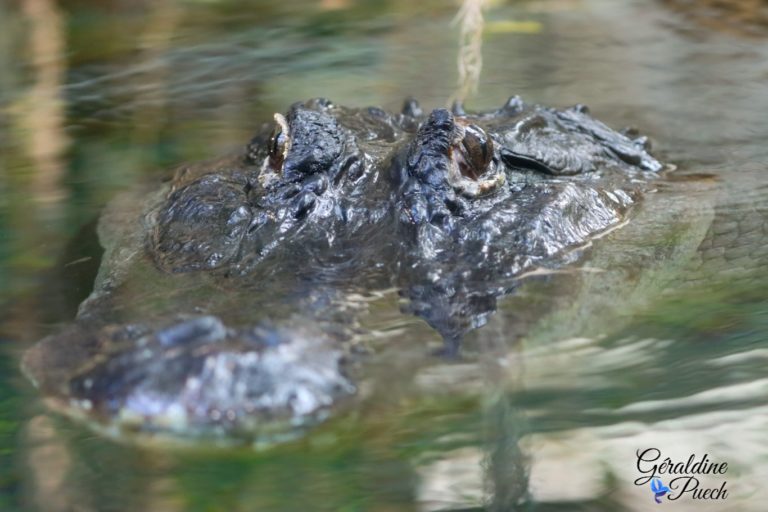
[
  {"x1": 662, "y1": 0, "x2": 768, "y2": 38},
  {"x1": 17, "y1": 0, "x2": 68, "y2": 205},
  {"x1": 1, "y1": 0, "x2": 768, "y2": 510}
]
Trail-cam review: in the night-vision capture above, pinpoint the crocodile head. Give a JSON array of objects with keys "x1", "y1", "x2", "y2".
[{"x1": 23, "y1": 96, "x2": 668, "y2": 442}]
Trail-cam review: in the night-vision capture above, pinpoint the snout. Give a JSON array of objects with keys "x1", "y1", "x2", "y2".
[{"x1": 29, "y1": 316, "x2": 354, "y2": 443}]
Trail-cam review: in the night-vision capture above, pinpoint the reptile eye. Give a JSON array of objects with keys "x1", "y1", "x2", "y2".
[
  {"x1": 267, "y1": 113, "x2": 291, "y2": 171},
  {"x1": 269, "y1": 126, "x2": 286, "y2": 158},
  {"x1": 457, "y1": 124, "x2": 493, "y2": 180}
]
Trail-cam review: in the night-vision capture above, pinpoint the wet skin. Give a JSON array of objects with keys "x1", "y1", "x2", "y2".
[{"x1": 22, "y1": 96, "x2": 664, "y2": 442}]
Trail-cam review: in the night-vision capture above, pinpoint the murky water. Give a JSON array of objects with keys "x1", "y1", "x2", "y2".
[{"x1": 1, "y1": 0, "x2": 767, "y2": 510}]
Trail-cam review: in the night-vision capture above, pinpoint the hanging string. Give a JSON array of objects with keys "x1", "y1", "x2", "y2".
[{"x1": 450, "y1": 0, "x2": 488, "y2": 106}]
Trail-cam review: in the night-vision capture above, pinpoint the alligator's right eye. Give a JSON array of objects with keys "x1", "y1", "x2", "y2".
[
  {"x1": 268, "y1": 127, "x2": 286, "y2": 167},
  {"x1": 267, "y1": 113, "x2": 291, "y2": 171}
]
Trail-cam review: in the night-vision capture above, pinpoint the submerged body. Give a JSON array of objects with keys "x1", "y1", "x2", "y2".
[{"x1": 23, "y1": 96, "x2": 666, "y2": 443}]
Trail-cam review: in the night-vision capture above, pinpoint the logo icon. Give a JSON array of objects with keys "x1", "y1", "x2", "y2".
[{"x1": 650, "y1": 477, "x2": 671, "y2": 504}]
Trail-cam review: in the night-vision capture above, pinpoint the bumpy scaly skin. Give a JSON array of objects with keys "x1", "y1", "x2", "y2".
[
  {"x1": 23, "y1": 96, "x2": 664, "y2": 441},
  {"x1": 152, "y1": 99, "x2": 407, "y2": 274},
  {"x1": 392, "y1": 99, "x2": 661, "y2": 346}
]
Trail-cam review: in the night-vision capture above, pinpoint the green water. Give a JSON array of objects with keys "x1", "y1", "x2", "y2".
[{"x1": 1, "y1": 0, "x2": 768, "y2": 510}]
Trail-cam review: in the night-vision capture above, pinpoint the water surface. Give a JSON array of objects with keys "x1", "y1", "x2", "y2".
[{"x1": 1, "y1": 0, "x2": 767, "y2": 510}]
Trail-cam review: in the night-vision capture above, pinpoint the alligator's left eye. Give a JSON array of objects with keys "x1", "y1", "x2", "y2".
[{"x1": 456, "y1": 124, "x2": 493, "y2": 180}]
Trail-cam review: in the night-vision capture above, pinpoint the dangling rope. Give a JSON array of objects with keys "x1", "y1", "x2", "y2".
[{"x1": 450, "y1": 0, "x2": 488, "y2": 106}]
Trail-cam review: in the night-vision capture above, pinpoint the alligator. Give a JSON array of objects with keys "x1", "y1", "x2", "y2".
[{"x1": 22, "y1": 96, "x2": 666, "y2": 443}]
